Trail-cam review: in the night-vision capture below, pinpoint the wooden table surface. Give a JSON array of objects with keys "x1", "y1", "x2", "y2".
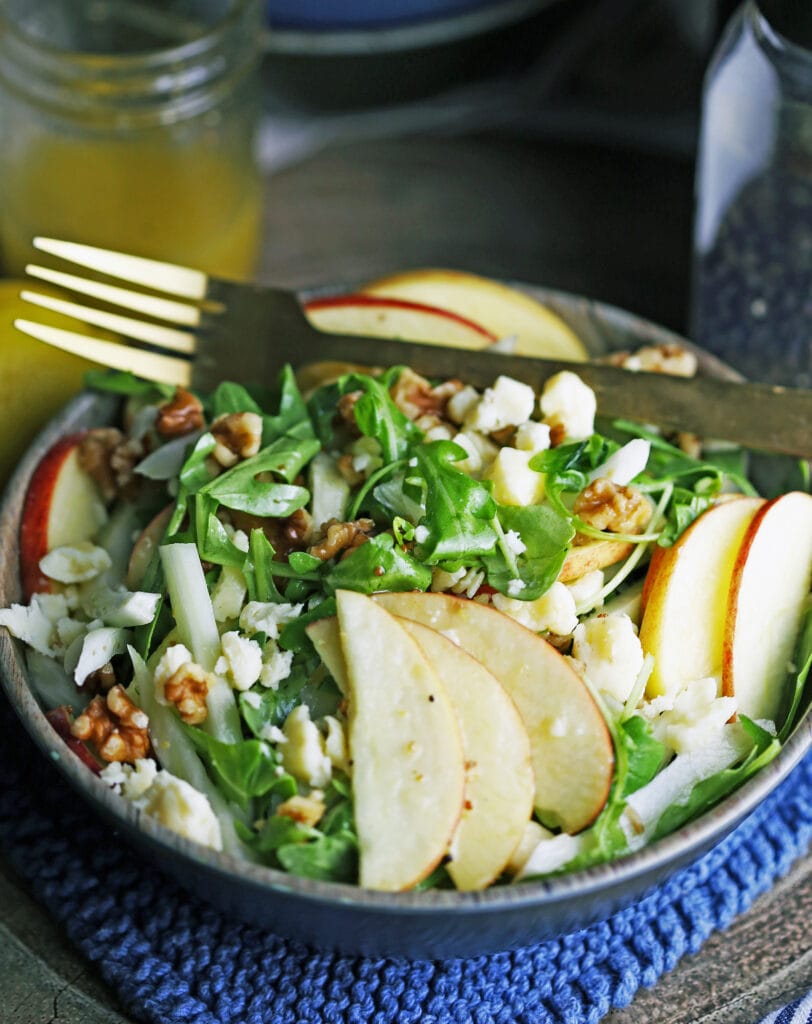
[{"x1": 3, "y1": 130, "x2": 811, "y2": 1023}]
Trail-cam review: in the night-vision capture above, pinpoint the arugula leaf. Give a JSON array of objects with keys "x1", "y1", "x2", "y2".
[
  {"x1": 200, "y1": 436, "x2": 318, "y2": 517},
  {"x1": 658, "y1": 486, "x2": 716, "y2": 547},
  {"x1": 620, "y1": 716, "x2": 667, "y2": 796},
  {"x1": 277, "y1": 832, "x2": 358, "y2": 882},
  {"x1": 308, "y1": 371, "x2": 421, "y2": 462},
  {"x1": 184, "y1": 729, "x2": 280, "y2": 811},
  {"x1": 263, "y1": 365, "x2": 315, "y2": 442},
  {"x1": 236, "y1": 810, "x2": 315, "y2": 854},
  {"x1": 84, "y1": 368, "x2": 175, "y2": 399},
  {"x1": 326, "y1": 534, "x2": 432, "y2": 594},
  {"x1": 483, "y1": 504, "x2": 574, "y2": 600},
  {"x1": 412, "y1": 441, "x2": 498, "y2": 563},
  {"x1": 193, "y1": 494, "x2": 248, "y2": 567},
  {"x1": 210, "y1": 381, "x2": 263, "y2": 419},
  {"x1": 242, "y1": 529, "x2": 285, "y2": 603},
  {"x1": 779, "y1": 599, "x2": 812, "y2": 742},
  {"x1": 652, "y1": 717, "x2": 780, "y2": 840}
]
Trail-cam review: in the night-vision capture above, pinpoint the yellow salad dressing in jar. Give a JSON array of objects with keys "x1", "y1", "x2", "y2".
[{"x1": 0, "y1": 0, "x2": 264, "y2": 278}]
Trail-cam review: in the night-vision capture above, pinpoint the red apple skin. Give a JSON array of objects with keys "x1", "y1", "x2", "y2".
[
  {"x1": 303, "y1": 293, "x2": 498, "y2": 343},
  {"x1": 19, "y1": 432, "x2": 89, "y2": 599},
  {"x1": 45, "y1": 706, "x2": 103, "y2": 775},
  {"x1": 722, "y1": 492, "x2": 812, "y2": 723}
]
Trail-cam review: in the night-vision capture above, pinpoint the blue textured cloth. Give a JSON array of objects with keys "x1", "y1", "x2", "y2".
[{"x1": 1, "y1": 689, "x2": 811, "y2": 1024}]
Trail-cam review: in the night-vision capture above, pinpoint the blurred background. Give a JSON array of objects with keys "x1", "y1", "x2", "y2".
[{"x1": 0, "y1": 0, "x2": 766, "y2": 478}]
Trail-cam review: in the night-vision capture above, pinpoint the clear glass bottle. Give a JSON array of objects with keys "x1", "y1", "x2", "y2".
[
  {"x1": 692, "y1": 0, "x2": 812, "y2": 386},
  {"x1": 0, "y1": 0, "x2": 264, "y2": 279}
]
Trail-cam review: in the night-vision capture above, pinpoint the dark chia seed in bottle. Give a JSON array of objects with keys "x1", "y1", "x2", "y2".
[{"x1": 692, "y1": 1, "x2": 812, "y2": 386}]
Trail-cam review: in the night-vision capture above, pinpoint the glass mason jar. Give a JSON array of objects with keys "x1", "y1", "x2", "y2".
[
  {"x1": 0, "y1": 0, "x2": 264, "y2": 279},
  {"x1": 692, "y1": 0, "x2": 812, "y2": 386}
]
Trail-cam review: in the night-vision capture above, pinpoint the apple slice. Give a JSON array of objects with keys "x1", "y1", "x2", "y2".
[
  {"x1": 559, "y1": 538, "x2": 634, "y2": 583},
  {"x1": 19, "y1": 433, "x2": 107, "y2": 599},
  {"x1": 125, "y1": 504, "x2": 173, "y2": 590},
  {"x1": 304, "y1": 294, "x2": 497, "y2": 350},
  {"x1": 361, "y1": 268, "x2": 587, "y2": 360},
  {"x1": 306, "y1": 615, "x2": 349, "y2": 693},
  {"x1": 399, "y1": 619, "x2": 534, "y2": 890},
  {"x1": 723, "y1": 491, "x2": 812, "y2": 724},
  {"x1": 373, "y1": 591, "x2": 613, "y2": 833},
  {"x1": 639, "y1": 496, "x2": 764, "y2": 700},
  {"x1": 336, "y1": 590, "x2": 465, "y2": 891}
]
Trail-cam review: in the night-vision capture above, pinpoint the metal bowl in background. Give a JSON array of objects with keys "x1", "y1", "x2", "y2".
[{"x1": 1, "y1": 285, "x2": 809, "y2": 959}]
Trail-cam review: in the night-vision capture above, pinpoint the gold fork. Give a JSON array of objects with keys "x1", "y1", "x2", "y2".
[{"x1": 14, "y1": 237, "x2": 812, "y2": 458}]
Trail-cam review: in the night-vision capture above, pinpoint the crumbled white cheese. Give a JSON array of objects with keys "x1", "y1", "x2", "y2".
[
  {"x1": 281, "y1": 705, "x2": 332, "y2": 787},
  {"x1": 588, "y1": 438, "x2": 651, "y2": 486},
  {"x1": 504, "y1": 820, "x2": 552, "y2": 876},
  {"x1": 323, "y1": 715, "x2": 350, "y2": 775},
  {"x1": 39, "y1": 542, "x2": 112, "y2": 584},
  {"x1": 503, "y1": 529, "x2": 526, "y2": 556},
  {"x1": 514, "y1": 420, "x2": 552, "y2": 454},
  {"x1": 482, "y1": 447, "x2": 545, "y2": 506},
  {"x1": 239, "y1": 601, "x2": 303, "y2": 639},
  {"x1": 210, "y1": 564, "x2": 248, "y2": 622},
  {"x1": 56, "y1": 616, "x2": 86, "y2": 648},
  {"x1": 446, "y1": 385, "x2": 481, "y2": 424},
  {"x1": 640, "y1": 677, "x2": 738, "y2": 756},
  {"x1": 424, "y1": 423, "x2": 454, "y2": 442},
  {"x1": 450, "y1": 430, "x2": 498, "y2": 476},
  {"x1": 565, "y1": 569, "x2": 605, "y2": 609},
  {"x1": 259, "y1": 723, "x2": 287, "y2": 744},
  {"x1": 131, "y1": 769, "x2": 222, "y2": 851},
  {"x1": 0, "y1": 597, "x2": 60, "y2": 655},
  {"x1": 216, "y1": 631, "x2": 262, "y2": 691},
  {"x1": 350, "y1": 436, "x2": 384, "y2": 475},
  {"x1": 571, "y1": 613, "x2": 644, "y2": 704},
  {"x1": 540, "y1": 371, "x2": 596, "y2": 441},
  {"x1": 492, "y1": 582, "x2": 578, "y2": 635},
  {"x1": 506, "y1": 579, "x2": 526, "y2": 597},
  {"x1": 465, "y1": 375, "x2": 535, "y2": 434},
  {"x1": 259, "y1": 643, "x2": 294, "y2": 690},
  {"x1": 79, "y1": 583, "x2": 161, "y2": 628},
  {"x1": 241, "y1": 690, "x2": 262, "y2": 710},
  {"x1": 414, "y1": 525, "x2": 430, "y2": 544},
  {"x1": 73, "y1": 626, "x2": 130, "y2": 686},
  {"x1": 101, "y1": 757, "x2": 158, "y2": 800}
]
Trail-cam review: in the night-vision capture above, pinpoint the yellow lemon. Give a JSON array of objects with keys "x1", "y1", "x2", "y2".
[{"x1": 0, "y1": 279, "x2": 102, "y2": 485}]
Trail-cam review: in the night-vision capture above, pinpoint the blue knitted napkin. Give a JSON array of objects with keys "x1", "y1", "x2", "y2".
[{"x1": 1, "y1": 689, "x2": 811, "y2": 1024}]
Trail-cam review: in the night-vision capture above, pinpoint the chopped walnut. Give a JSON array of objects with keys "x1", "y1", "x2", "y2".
[
  {"x1": 389, "y1": 368, "x2": 463, "y2": 422},
  {"x1": 548, "y1": 423, "x2": 567, "y2": 448},
  {"x1": 675, "y1": 431, "x2": 703, "y2": 459},
  {"x1": 230, "y1": 507, "x2": 312, "y2": 557},
  {"x1": 78, "y1": 428, "x2": 146, "y2": 502},
  {"x1": 605, "y1": 343, "x2": 698, "y2": 378},
  {"x1": 276, "y1": 793, "x2": 326, "y2": 828},
  {"x1": 336, "y1": 453, "x2": 364, "y2": 487},
  {"x1": 71, "y1": 684, "x2": 150, "y2": 763},
  {"x1": 308, "y1": 518, "x2": 375, "y2": 561},
  {"x1": 164, "y1": 662, "x2": 214, "y2": 725},
  {"x1": 156, "y1": 387, "x2": 205, "y2": 438},
  {"x1": 84, "y1": 661, "x2": 118, "y2": 693},
  {"x1": 336, "y1": 391, "x2": 363, "y2": 434},
  {"x1": 574, "y1": 478, "x2": 651, "y2": 537},
  {"x1": 211, "y1": 411, "x2": 263, "y2": 468}
]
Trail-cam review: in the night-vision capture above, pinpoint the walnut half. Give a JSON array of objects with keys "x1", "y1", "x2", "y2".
[
  {"x1": 71, "y1": 684, "x2": 150, "y2": 763},
  {"x1": 573, "y1": 478, "x2": 651, "y2": 537},
  {"x1": 164, "y1": 662, "x2": 213, "y2": 725},
  {"x1": 308, "y1": 518, "x2": 375, "y2": 561}
]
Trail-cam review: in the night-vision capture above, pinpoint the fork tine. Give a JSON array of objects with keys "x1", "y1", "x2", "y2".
[
  {"x1": 34, "y1": 237, "x2": 208, "y2": 301},
  {"x1": 26, "y1": 264, "x2": 203, "y2": 327},
  {"x1": 21, "y1": 290, "x2": 197, "y2": 354},
  {"x1": 14, "y1": 319, "x2": 192, "y2": 386}
]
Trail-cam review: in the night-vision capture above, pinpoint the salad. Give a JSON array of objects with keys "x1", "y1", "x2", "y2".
[{"x1": 1, "y1": 348, "x2": 811, "y2": 892}]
